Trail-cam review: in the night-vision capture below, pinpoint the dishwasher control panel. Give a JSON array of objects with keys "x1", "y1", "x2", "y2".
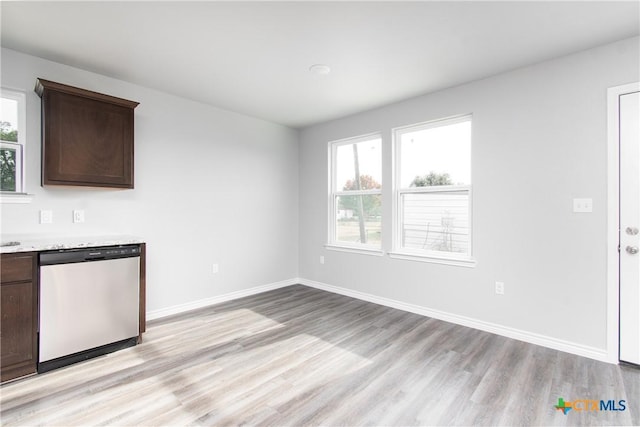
[
  {"x1": 40, "y1": 245, "x2": 141, "y2": 265},
  {"x1": 103, "y1": 247, "x2": 139, "y2": 256}
]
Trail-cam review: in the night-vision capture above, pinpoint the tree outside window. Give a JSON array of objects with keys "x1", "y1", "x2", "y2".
[{"x1": 1, "y1": 121, "x2": 19, "y2": 191}]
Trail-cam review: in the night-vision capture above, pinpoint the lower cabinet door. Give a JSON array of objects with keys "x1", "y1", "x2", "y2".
[{"x1": 1, "y1": 280, "x2": 37, "y2": 382}]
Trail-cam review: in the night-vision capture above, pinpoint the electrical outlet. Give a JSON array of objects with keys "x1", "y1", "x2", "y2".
[
  {"x1": 320, "y1": 256, "x2": 325, "y2": 265},
  {"x1": 212, "y1": 263, "x2": 219, "y2": 274},
  {"x1": 573, "y1": 198, "x2": 593, "y2": 213},
  {"x1": 495, "y1": 281, "x2": 505, "y2": 295},
  {"x1": 40, "y1": 210, "x2": 53, "y2": 224},
  {"x1": 73, "y1": 210, "x2": 85, "y2": 223}
]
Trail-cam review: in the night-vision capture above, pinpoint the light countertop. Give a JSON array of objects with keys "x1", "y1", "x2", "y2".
[{"x1": 0, "y1": 235, "x2": 144, "y2": 254}]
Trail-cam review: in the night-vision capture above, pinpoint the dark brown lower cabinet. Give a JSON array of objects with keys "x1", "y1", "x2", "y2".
[{"x1": 1, "y1": 252, "x2": 38, "y2": 383}]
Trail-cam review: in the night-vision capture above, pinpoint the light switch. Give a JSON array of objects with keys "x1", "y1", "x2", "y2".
[
  {"x1": 40, "y1": 210, "x2": 53, "y2": 224},
  {"x1": 73, "y1": 210, "x2": 85, "y2": 223},
  {"x1": 573, "y1": 198, "x2": 593, "y2": 213}
]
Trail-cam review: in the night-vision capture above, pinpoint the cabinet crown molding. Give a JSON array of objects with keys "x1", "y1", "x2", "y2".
[{"x1": 35, "y1": 78, "x2": 139, "y2": 109}]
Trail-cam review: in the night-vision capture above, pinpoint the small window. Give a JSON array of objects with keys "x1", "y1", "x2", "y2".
[
  {"x1": 329, "y1": 134, "x2": 382, "y2": 251},
  {"x1": 393, "y1": 116, "x2": 472, "y2": 261},
  {"x1": 1, "y1": 89, "x2": 27, "y2": 194}
]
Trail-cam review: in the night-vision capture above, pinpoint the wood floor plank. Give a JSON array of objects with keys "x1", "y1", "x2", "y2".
[{"x1": 1, "y1": 284, "x2": 638, "y2": 426}]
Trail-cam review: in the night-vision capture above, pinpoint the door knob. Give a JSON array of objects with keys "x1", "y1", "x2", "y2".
[
  {"x1": 625, "y1": 227, "x2": 639, "y2": 235},
  {"x1": 626, "y1": 246, "x2": 639, "y2": 255}
]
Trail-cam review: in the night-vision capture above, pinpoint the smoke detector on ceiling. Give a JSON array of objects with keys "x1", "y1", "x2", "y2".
[{"x1": 309, "y1": 64, "x2": 331, "y2": 75}]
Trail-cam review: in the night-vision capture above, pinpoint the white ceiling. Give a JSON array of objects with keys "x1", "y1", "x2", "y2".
[{"x1": 1, "y1": 1, "x2": 639, "y2": 129}]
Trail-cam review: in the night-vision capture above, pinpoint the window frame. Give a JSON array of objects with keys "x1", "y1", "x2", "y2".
[
  {"x1": 0, "y1": 88, "x2": 30, "y2": 202},
  {"x1": 390, "y1": 115, "x2": 476, "y2": 267},
  {"x1": 327, "y1": 132, "x2": 383, "y2": 255}
]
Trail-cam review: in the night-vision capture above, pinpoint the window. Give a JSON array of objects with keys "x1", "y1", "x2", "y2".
[
  {"x1": 1, "y1": 89, "x2": 27, "y2": 194},
  {"x1": 329, "y1": 134, "x2": 382, "y2": 252},
  {"x1": 393, "y1": 116, "x2": 473, "y2": 264}
]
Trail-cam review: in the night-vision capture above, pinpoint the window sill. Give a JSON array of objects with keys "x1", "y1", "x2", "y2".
[
  {"x1": 0, "y1": 193, "x2": 34, "y2": 204},
  {"x1": 325, "y1": 244, "x2": 384, "y2": 257},
  {"x1": 388, "y1": 251, "x2": 477, "y2": 268}
]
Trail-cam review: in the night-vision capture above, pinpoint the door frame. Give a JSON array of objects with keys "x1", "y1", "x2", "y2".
[{"x1": 607, "y1": 82, "x2": 640, "y2": 364}]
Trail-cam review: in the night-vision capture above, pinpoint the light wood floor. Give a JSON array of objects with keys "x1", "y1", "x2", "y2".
[{"x1": 1, "y1": 285, "x2": 638, "y2": 426}]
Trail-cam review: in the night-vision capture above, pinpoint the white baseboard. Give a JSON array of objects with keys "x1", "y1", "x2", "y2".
[
  {"x1": 146, "y1": 276, "x2": 612, "y2": 363},
  {"x1": 146, "y1": 278, "x2": 298, "y2": 321},
  {"x1": 298, "y1": 278, "x2": 613, "y2": 363}
]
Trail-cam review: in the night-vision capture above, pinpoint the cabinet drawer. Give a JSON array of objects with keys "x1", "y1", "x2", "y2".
[{"x1": 1, "y1": 254, "x2": 34, "y2": 283}]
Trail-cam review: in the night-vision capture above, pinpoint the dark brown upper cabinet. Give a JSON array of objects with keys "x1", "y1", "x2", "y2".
[{"x1": 35, "y1": 79, "x2": 139, "y2": 189}]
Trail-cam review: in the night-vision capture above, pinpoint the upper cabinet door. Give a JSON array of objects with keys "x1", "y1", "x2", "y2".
[{"x1": 35, "y1": 79, "x2": 139, "y2": 189}]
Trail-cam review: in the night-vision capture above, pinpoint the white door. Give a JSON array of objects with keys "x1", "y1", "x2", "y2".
[{"x1": 619, "y1": 89, "x2": 640, "y2": 365}]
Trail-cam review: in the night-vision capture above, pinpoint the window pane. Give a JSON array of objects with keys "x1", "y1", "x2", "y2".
[
  {"x1": 0, "y1": 97, "x2": 19, "y2": 142},
  {"x1": 401, "y1": 191, "x2": 469, "y2": 254},
  {"x1": 1, "y1": 91, "x2": 25, "y2": 193},
  {"x1": 336, "y1": 194, "x2": 381, "y2": 246},
  {"x1": 400, "y1": 120, "x2": 470, "y2": 188},
  {"x1": 0, "y1": 145, "x2": 18, "y2": 191},
  {"x1": 335, "y1": 138, "x2": 382, "y2": 191}
]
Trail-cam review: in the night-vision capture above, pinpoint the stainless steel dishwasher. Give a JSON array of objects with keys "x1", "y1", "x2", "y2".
[{"x1": 38, "y1": 245, "x2": 140, "y2": 372}]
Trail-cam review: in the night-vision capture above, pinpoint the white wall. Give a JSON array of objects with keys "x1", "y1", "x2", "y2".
[
  {"x1": 1, "y1": 48, "x2": 299, "y2": 313},
  {"x1": 2, "y1": 35, "x2": 638, "y2": 358},
  {"x1": 298, "y1": 37, "x2": 640, "y2": 354}
]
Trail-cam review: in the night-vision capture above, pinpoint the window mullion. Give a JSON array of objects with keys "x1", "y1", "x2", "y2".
[
  {"x1": 334, "y1": 189, "x2": 382, "y2": 197},
  {"x1": 398, "y1": 185, "x2": 470, "y2": 194}
]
